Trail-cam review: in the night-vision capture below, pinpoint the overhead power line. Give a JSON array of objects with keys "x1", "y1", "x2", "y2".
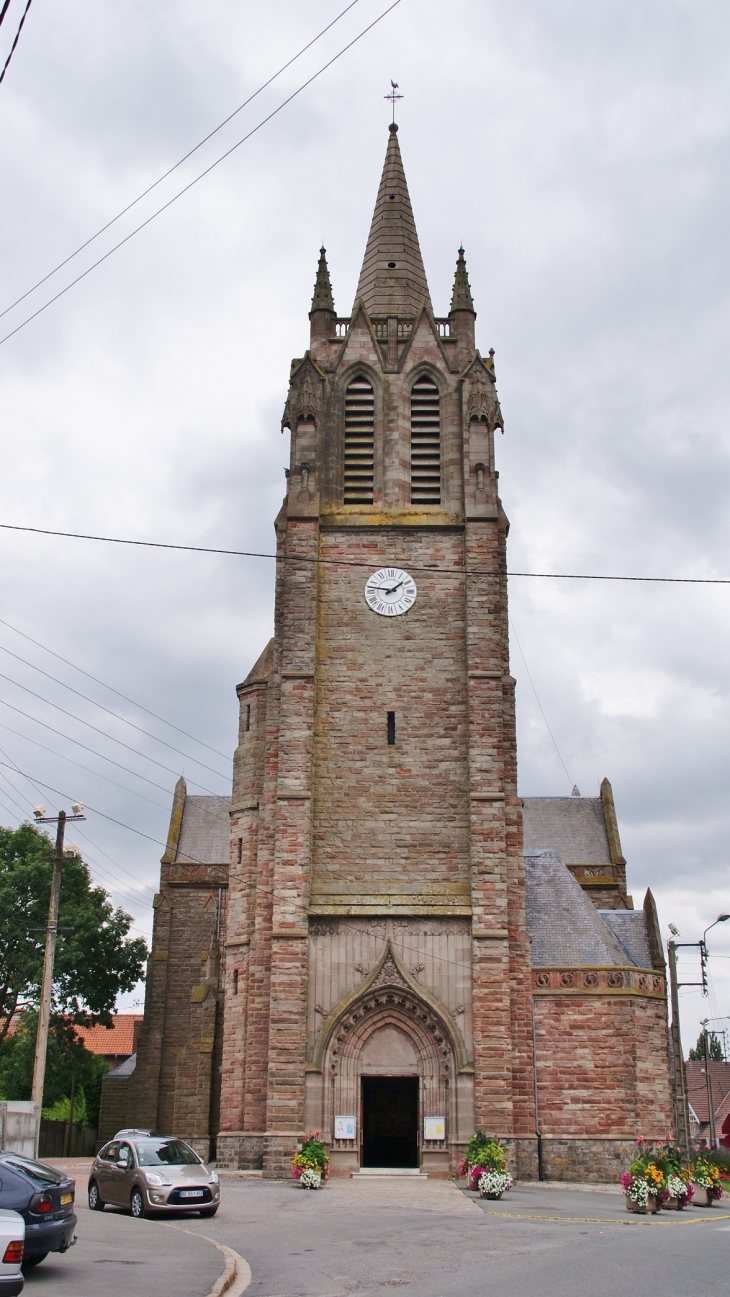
[
  {"x1": 0, "y1": 756, "x2": 210, "y2": 863},
  {"x1": 0, "y1": 639, "x2": 230, "y2": 780},
  {"x1": 1, "y1": 520, "x2": 728, "y2": 586},
  {"x1": 0, "y1": 0, "x2": 404, "y2": 347},
  {"x1": 0, "y1": 0, "x2": 364, "y2": 321},
  {"x1": 0, "y1": 1, "x2": 15, "y2": 29},
  {"x1": 0, "y1": 668, "x2": 224, "y2": 793},
  {"x1": 0, "y1": 0, "x2": 33, "y2": 87},
  {"x1": 0, "y1": 718, "x2": 169, "y2": 809},
  {"x1": 0, "y1": 616, "x2": 230, "y2": 761},
  {"x1": 0, "y1": 695, "x2": 189, "y2": 798}
]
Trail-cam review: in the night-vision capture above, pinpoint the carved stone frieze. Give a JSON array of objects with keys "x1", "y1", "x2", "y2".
[
  {"x1": 531, "y1": 967, "x2": 665, "y2": 998},
  {"x1": 168, "y1": 863, "x2": 228, "y2": 888}
]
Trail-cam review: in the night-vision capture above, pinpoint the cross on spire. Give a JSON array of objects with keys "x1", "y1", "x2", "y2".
[{"x1": 384, "y1": 79, "x2": 403, "y2": 124}]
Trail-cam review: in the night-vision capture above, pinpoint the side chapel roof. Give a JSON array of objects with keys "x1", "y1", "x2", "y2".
[
  {"x1": 523, "y1": 796, "x2": 612, "y2": 863},
  {"x1": 175, "y1": 795, "x2": 231, "y2": 865}
]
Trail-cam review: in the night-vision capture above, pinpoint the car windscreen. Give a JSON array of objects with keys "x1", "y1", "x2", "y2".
[
  {"x1": 1, "y1": 1156, "x2": 64, "y2": 1185},
  {"x1": 133, "y1": 1139, "x2": 201, "y2": 1167}
]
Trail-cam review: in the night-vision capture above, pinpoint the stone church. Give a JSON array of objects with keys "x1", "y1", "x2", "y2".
[{"x1": 112, "y1": 122, "x2": 674, "y2": 1180}]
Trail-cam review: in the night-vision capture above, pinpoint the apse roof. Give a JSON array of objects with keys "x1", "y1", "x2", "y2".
[{"x1": 524, "y1": 849, "x2": 641, "y2": 967}]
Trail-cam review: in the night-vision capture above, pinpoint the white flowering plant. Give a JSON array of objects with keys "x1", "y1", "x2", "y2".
[
  {"x1": 623, "y1": 1176, "x2": 650, "y2": 1206},
  {"x1": 478, "y1": 1170, "x2": 513, "y2": 1198},
  {"x1": 299, "y1": 1167, "x2": 322, "y2": 1189}
]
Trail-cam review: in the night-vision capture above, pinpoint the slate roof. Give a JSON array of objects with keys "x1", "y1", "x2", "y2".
[
  {"x1": 599, "y1": 910, "x2": 653, "y2": 969},
  {"x1": 175, "y1": 795, "x2": 231, "y2": 865},
  {"x1": 107, "y1": 1052, "x2": 137, "y2": 1079},
  {"x1": 523, "y1": 796, "x2": 612, "y2": 863},
  {"x1": 525, "y1": 850, "x2": 642, "y2": 967},
  {"x1": 354, "y1": 124, "x2": 432, "y2": 318}
]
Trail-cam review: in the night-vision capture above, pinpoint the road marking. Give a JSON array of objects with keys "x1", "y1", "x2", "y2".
[
  {"x1": 478, "y1": 1210, "x2": 717, "y2": 1226},
  {"x1": 166, "y1": 1222, "x2": 252, "y2": 1296}
]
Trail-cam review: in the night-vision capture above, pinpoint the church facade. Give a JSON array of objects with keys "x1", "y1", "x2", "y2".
[{"x1": 120, "y1": 124, "x2": 673, "y2": 1180}]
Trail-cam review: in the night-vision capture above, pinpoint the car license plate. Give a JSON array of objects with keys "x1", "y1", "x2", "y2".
[
  {"x1": 180, "y1": 1190, "x2": 204, "y2": 1198},
  {"x1": 60, "y1": 1193, "x2": 73, "y2": 1205}
]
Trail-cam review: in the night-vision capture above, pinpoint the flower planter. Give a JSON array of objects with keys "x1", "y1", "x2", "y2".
[
  {"x1": 479, "y1": 1190, "x2": 504, "y2": 1200},
  {"x1": 663, "y1": 1196, "x2": 685, "y2": 1211},
  {"x1": 625, "y1": 1194, "x2": 659, "y2": 1214},
  {"x1": 692, "y1": 1185, "x2": 713, "y2": 1208}
]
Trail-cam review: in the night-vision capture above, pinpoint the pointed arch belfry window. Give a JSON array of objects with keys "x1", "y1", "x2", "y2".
[
  {"x1": 344, "y1": 376, "x2": 374, "y2": 504},
  {"x1": 410, "y1": 375, "x2": 441, "y2": 504}
]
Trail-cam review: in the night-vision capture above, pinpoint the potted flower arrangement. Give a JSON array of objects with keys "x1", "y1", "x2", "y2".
[
  {"x1": 458, "y1": 1132, "x2": 513, "y2": 1200},
  {"x1": 655, "y1": 1143, "x2": 693, "y2": 1210},
  {"x1": 291, "y1": 1130, "x2": 330, "y2": 1189},
  {"x1": 691, "y1": 1156, "x2": 723, "y2": 1207},
  {"x1": 621, "y1": 1139, "x2": 667, "y2": 1213}
]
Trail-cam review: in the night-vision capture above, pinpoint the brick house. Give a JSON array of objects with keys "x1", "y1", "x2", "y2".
[{"x1": 114, "y1": 121, "x2": 674, "y2": 1180}]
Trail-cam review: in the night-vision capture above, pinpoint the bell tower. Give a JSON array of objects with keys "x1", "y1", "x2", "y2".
[{"x1": 218, "y1": 121, "x2": 537, "y2": 1178}]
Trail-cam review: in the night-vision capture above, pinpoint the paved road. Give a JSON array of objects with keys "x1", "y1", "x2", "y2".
[
  {"x1": 21, "y1": 1198, "x2": 224, "y2": 1297},
  {"x1": 40, "y1": 1162, "x2": 730, "y2": 1297},
  {"x1": 185, "y1": 1175, "x2": 730, "y2": 1297}
]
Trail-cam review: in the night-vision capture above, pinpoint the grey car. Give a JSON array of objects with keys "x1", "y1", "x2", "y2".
[{"x1": 87, "y1": 1137, "x2": 220, "y2": 1218}]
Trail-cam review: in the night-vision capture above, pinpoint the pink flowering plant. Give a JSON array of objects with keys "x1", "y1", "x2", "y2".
[
  {"x1": 291, "y1": 1129, "x2": 330, "y2": 1188},
  {"x1": 459, "y1": 1131, "x2": 511, "y2": 1193}
]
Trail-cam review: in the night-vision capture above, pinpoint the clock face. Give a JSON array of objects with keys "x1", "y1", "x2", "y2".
[{"x1": 364, "y1": 567, "x2": 417, "y2": 617}]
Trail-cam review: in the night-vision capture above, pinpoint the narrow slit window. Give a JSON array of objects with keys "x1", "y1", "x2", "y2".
[
  {"x1": 245, "y1": 704, "x2": 251, "y2": 732},
  {"x1": 344, "y1": 376, "x2": 374, "y2": 504},
  {"x1": 237, "y1": 838, "x2": 243, "y2": 865},
  {"x1": 410, "y1": 374, "x2": 441, "y2": 504},
  {"x1": 233, "y1": 969, "x2": 239, "y2": 995},
  {"x1": 387, "y1": 711, "x2": 396, "y2": 745}
]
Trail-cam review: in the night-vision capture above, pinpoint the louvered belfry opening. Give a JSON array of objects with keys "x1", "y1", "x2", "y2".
[
  {"x1": 410, "y1": 374, "x2": 441, "y2": 504},
  {"x1": 344, "y1": 376, "x2": 375, "y2": 504}
]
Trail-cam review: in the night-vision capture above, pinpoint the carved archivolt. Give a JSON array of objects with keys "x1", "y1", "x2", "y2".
[{"x1": 313, "y1": 941, "x2": 467, "y2": 1072}]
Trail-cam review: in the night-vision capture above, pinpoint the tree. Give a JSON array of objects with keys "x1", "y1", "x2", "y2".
[
  {"x1": 0, "y1": 1012, "x2": 109, "y2": 1126},
  {"x1": 689, "y1": 1031, "x2": 725, "y2": 1062},
  {"x1": 0, "y1": 822, "x2": 147, "y2": 1041}
]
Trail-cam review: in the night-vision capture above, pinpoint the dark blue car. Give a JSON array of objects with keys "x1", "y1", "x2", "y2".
[{"x1": 0, "y1": 1153, "x2": 76, "y2": 1269}]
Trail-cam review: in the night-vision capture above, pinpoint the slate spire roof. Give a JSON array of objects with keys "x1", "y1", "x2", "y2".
[
  {"x1": 354, "y1": 123, "x2": 432, "y2": 317},
  {"x1": 311, "y1": 245, "x2": 335, "y2": 314},
  {"x1": 450, "y1": 246, "x2": 475, "y2": 314}
]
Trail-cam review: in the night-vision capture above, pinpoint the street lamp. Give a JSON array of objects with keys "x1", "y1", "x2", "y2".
[
  {"x1": 703, "y1": 914, "x2": 730, "y2": 949},
  {"x1": 31, "y1": 805, "x2": 86, "y2": 1155}
]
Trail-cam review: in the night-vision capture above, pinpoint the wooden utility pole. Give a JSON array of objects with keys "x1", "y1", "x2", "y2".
[{"x1": 31, "y1": 806, "x2": 85, "y2": 1155}]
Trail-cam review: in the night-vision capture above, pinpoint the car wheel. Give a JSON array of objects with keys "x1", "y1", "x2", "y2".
[
  {"x1": 199, "y1": 1206, "x2": 218, "y2": 1217},
  {"x1": 130, "y1": 1187, "x2": 148, "y2": 1219},
  {"x1": 88, "y1": 1179, "x2": 105, "y2": 1211},
  {"x1": 22, "y1": 1253, "x2": 49, "y2": 1269}
]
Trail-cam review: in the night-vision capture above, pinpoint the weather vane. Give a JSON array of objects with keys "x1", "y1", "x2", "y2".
[{"x1": 385, "y1": 80, "x2": 403, "y2": 124}]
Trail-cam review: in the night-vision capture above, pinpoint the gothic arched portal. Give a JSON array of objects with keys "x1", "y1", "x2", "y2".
[{"x1": 308, "y1": 943, "x2": 463, "y2": 1174}]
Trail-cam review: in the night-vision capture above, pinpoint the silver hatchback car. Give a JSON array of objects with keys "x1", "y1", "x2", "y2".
[{"x1": 88, "y1": 1135, "x2": 220, "y2": 1218}]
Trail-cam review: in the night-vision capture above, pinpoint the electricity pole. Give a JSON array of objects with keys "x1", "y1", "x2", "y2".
[
  {"x1": 701, "y1": 1021, "x2": 717, "y2": 1149},
  {"x1": 667, "y1": 941, "x2": 691, "y2": 1158},
  {"x1": 31, "y1": 804, "x2": 85, "y2": 1155}
]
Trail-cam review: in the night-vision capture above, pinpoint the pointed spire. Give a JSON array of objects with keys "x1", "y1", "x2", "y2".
[
  {"x1": 354, "y1": 123, "x2": 431, "y2": 317},
  {"x1": 450, "y1": 246, "x2": 475, "y2": 314},
  {"x1": 310, "y1": 246, "x2": 335, "y2": 314}
]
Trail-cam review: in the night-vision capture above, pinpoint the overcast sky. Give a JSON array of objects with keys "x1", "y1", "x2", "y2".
[{"x1": 0, "y1": 0, "x2": 728, "y2": 1054}]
